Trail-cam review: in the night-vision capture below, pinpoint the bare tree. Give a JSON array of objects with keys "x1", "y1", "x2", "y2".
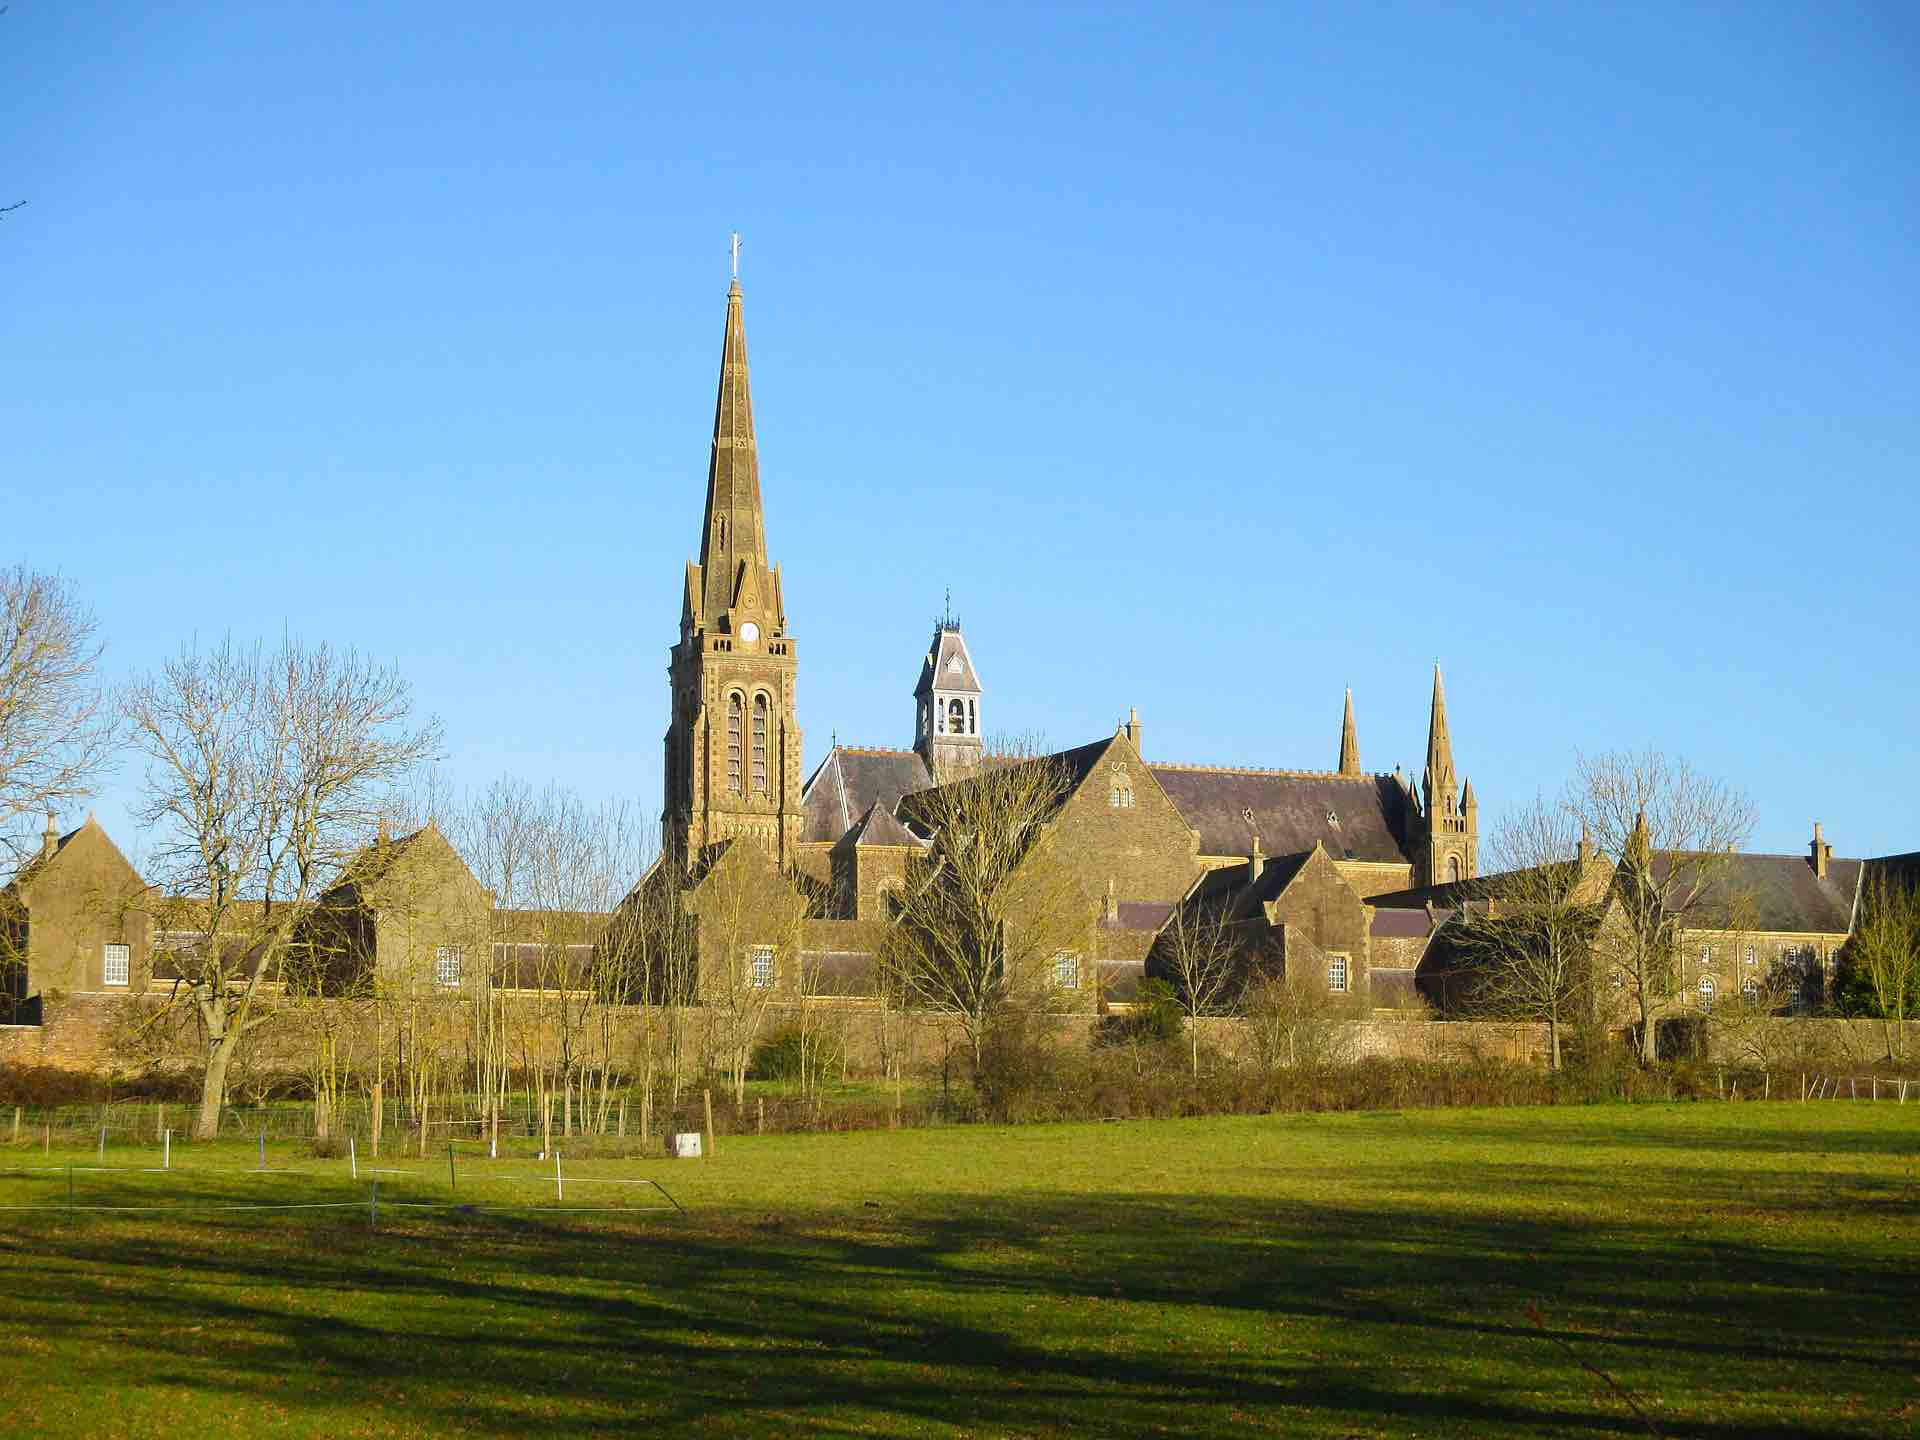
[
  {"x1": 889, "y1": 744, "x2": 1089, "y2": 1074},
  {"x1": 1448, "y1": 798, "x2": 1608, "y2": 1070},
  {"x1": 1575, "y1": 749, "x2": 1755, "y2": 1062},
  {"x1": 1241, "y1": 961, "x2": 1366, "y2": 1070},
  {"x1": 1154, "y1": 899, "x2": 1242, "y2": 1077},
  {"x1": 0, "y1": 567, "x2": 115, "y2": 863},
  {"x1": 691, "y1": 843, "x2": 805, "y2": 1108},
  {"x1": 124, "y1": 638, "x2": 438, "y2": 1138},
  {"x1": 1838, "y1": 870, "x2": 1920, "y2": 1059}
]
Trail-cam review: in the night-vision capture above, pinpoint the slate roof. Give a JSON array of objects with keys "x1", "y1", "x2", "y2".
[
  {"x1": 1370, "y1": 908, "x2": 1436, "y2": 939},
  {"x1": 800, "y1": 746, "x2": 933, "y2": 844},
  {"x1": 1651, "y1": 852, "x2": 1861, "y2": 934},
  {"x1": 1147, "y1": 766, "x2": 1414, "y2": 863},
  {"x1": 844, "y1": 802, "x2": 926, "y2": 850},
  {"x1": 1103, "y1": 901, "x2": 1176, "y2": 932},
  {"x1": 913, "y1": 623, "x2": 982, "y2": 697}
]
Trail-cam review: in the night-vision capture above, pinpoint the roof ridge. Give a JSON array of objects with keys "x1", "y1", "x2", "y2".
[
  {"x1": 838, "y1": 744, "x2": 918, "y2": 757},
  {"x1": 1148, "y1": 761, "x2": 1388, "y2": 781}
]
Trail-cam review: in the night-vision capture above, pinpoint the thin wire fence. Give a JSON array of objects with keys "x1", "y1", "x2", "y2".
[{"x1": 0, "y1": 1150, "x2": 685, "y2": 1224}]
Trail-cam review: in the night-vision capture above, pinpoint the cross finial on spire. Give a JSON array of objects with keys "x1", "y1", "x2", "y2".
[{"x1": 729, "y1": 231, "x2": 741, "y2": 280}]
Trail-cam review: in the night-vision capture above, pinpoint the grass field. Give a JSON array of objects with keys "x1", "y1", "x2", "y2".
[{"x1": 0, "y1": 1103, "x2": 1914, "y2": 1437}]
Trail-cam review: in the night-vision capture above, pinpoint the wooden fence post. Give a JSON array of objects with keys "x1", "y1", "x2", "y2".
[
  {"x1": 703, "y1": 1088, "x2": 716, "y2": 1159},
  {"x1": 617, "y1": 1099, "x2": 626, "y2": 1139},
  {"x1": 757, "y1": 1097, "x2": 764, "y2": 1135}
]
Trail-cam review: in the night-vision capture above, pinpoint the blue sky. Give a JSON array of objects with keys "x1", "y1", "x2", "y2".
[{"x1": 6, "y1": 2, "x2": 1917, "y2": 858}]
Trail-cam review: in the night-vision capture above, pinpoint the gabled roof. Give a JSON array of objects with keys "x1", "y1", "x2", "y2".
[
  {"x1": 317, "y1": 821, "x2": 472, "y2": 906},
  {"x1": 1146, "y1": 765, "x2": 1414, "y2": 863},
  {"x1": 842, "y1": 801, "x2": 926, "y2": 850},
  {"x1": 800, "y1": 746, "x2": 934, "y2": 844}
]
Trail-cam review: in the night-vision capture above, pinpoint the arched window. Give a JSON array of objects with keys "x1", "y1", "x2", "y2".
[
  {"x1": 726, "y1": 694, "x2": 743, "y2": 793},
  {"x1": 1741, "y1": 976, "x2": 1760, "y2": 1004},
  {"x1": 752, "y1": 694, "x2": 770, "y2": 793},
  {"x1": 948, "y1": 698, "x2": 965, "y2": 735},
  {"x1": 1447, "y1": 856, "x2": 1461, "y2": 884},
  {"x1": 1698, "y1": 975, "x2": 1716, "y2": 1013},
  {"x1": 967, "y1": 698, "x2": 976, "y2": 735}
]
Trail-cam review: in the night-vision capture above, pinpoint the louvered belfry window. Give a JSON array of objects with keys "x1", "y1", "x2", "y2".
[
  {"x1": 752, "y1": 695, "x2": 769, "y2": 792},
  {"x1": 726, "y1": 694, "x2": 743, "y2": 793}
]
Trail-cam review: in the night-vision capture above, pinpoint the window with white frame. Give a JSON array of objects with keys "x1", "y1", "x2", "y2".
[
  {"x1": 1697, "y1": 975, "x2": 1715, "y2": 1012},
  {"x1": 1742, "y1": 976, "x2": 1760, "y2": 1003},
  {"x1": 1610, "y1": 970, "x2": 1624, "y2": 989},
  {"x1": 1053, "y1": 950, "x2": 1080, "y2": 989},
  {"x1": 1327, "y1": 953, "x2": 1349, "y2": 993},
  {"x1": 102, "y1": 944, "x2": 130, "y2": 987},
  {"x1": 435, "y1": 945, "x2": 463, "y2": 987},
  {"x1": 1698, "y1": 944, "x2": 1712, "y2": 967},
  {"x1": 1744, "y1": 945, "x2": 1757, "y2": 967},
  {"x1": 749, "y1": 946, "x2": 775, "y2": 988}
]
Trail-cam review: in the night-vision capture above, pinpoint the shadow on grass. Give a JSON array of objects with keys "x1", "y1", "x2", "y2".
[{"x1": 2, "y1": 1179, "x2": 1915, "y2": 1440}]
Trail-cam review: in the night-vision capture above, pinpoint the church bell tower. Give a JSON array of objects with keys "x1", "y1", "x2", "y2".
[{"x1": 663, "y1": 263, "x2": 805, "y2": 866}]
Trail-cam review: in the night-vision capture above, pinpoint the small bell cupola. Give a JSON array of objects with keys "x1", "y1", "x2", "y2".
[{"x1": 914, "y1": 598, "x2": 983, "y2": 785}]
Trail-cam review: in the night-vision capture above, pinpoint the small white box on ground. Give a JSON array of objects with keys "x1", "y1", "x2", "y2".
[{"x1": 671, "y1": 1132, "x2": 703, "y2": 1159}]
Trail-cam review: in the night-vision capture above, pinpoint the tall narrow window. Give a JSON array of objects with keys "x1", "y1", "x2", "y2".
[
  {"x1": 1327, "y1": 954, "x2": 1349, "y2": 993},
  {"x1": 102, "y1": 944, "x2": 130, "y2": 987},
  {"x1": 1053, "y1": 950, "x2": 1080, "y2": 989},
  {"x1": 1698, "y1": 975, "x2": 1715, "y2": 1013},
  {"x1": 752, "y1": 695, "x2": 769, "y2": 793},
  {"x1": 1447, "y1": 856, "x2": 1460, "y2": 884},
  {"x1": 726, "y1": 693, "x2": 743, "y2": 793},
  {"x1": 948, "y1": 698, "x2": 965, "y2": 734},
  {"x1": 749, "y1": 946, "x2": 775, "y2": 988},
  {"x1": 967, "y1": 699, "x2": 976, "y2": 735},
  {"x1": 435, "y1": 946, "x2": 463, "y2": 988}
]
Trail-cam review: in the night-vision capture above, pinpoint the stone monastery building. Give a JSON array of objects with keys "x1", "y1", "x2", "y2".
[
  {"x1": 664, "y1": 275, "x2": 1488, "y2": 1005},
  {"x1": 0, "y1": 274, "x2": 1887, "y2": 1053}
]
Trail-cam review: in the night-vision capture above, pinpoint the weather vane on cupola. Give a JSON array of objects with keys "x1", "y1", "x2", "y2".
[{"x1": 730, "y1": 231, "x2": 741, "y2": 280}]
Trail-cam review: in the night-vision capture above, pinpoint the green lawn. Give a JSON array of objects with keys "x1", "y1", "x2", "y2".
[{"x1": 0, "y1": 1103, "x2": 1915, "y2": 1437}]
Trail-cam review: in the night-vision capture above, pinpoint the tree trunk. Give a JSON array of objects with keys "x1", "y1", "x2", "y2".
[{"x1": 195, "y1": 1040, "x2": 234, "y2": 1140}]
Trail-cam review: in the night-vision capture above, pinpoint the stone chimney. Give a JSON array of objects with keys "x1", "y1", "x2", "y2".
[
  {"x1": 1576, "y1": 823, "x2": 1594, "y2": 867},
  {"x1": 1124, "y1": 706, "x2": 1141, "y2": 754},
  {"x1": 41, "y1": 812, "x2": 58, "y2": 861},
  {"x1": 1249, "y1": 829, "x2": 1264, "y2": 885},
  {"x1": 1810, "y1": 821, "x2": 1831, "y2": 880}
]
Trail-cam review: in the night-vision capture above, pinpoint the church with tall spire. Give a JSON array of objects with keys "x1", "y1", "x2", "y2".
[
  {"x1": 663, "y1": 273, "x2": 805, "y2": 866},
  {"x1": 660, "y1": 256, "x2": 1478, "y2": 1003}
]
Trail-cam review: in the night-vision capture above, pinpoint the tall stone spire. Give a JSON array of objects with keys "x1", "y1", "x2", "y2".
[
  {"x1": 693, "y1": 278, "x2": 773, "y2": 631},
  {"x1": 1422, "y1": 663, "x2": 1457, "y2": 815},
  {"x1": 664, "y1": 267, "x2": 803, "y2": 867},
  {"x1": 1337, "y1": 688, "x2": 1360, "y2": 775}
]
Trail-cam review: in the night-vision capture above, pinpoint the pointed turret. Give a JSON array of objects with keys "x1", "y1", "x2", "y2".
[
  {"x1": 41, "y1": 812, "x2": 58, "y2": 861},
  {"x1": 1417, "y1": 662, "x2": 1476, "y2": 886},
  {"x1": 1422, "y1": 663, "x2": 1457, "y2": 814},
  {"x1": 1338, "y1": 688, "x2": 1360, "y2": 775}
]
